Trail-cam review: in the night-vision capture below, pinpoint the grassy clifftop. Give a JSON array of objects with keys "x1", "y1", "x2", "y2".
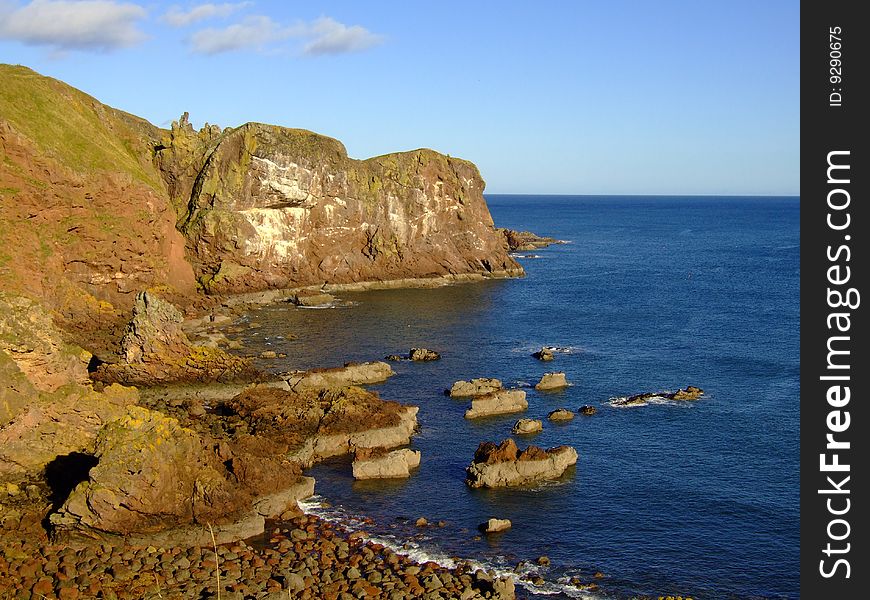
[{"x1": 0, "y1": 64, "x2": 162, "y2": 189}]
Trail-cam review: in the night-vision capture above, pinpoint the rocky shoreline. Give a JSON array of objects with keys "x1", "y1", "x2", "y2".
[{"x1": 0, "y1": 513, "x2": 517, "y2": 599}]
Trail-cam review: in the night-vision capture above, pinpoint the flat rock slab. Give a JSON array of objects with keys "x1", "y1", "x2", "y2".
[{"x1": 464, "y1": 390, "x2": 527, "y2": 419}]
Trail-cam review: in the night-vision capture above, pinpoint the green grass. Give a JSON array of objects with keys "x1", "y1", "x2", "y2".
[{"x1": 0, "y1": 64, "x2": 163, "y2": 190}]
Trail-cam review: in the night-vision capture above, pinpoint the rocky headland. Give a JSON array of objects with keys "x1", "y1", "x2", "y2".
[{"x1": 0, "y1": 64, "x2": 529, "y2": 598}]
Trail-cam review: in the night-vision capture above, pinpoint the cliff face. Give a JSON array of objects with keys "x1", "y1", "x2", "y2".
[
  {"x1": 0, "y1": 65, "x2": 196, "y2": 335},
  {"x1": 165, "y1": 122, "x2": 520, "y2": 293},
  {"x1": 1, "y1": 64, "x2": 519, "y2": 333}
]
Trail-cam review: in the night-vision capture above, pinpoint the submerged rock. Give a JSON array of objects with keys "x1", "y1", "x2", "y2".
[
  {"x1": 352, "y1": 448, "x2": 421, "y2": 480},
  {"x1": 512, "y1": 418, "x2": 543, "y2": 434},
  {"x1": 464, "y1": 390, "x2": 528, "y2": 419},
  {"x1": 448, "y1": 377, "x2": 503, "y2": 398},
  {"x1": 466, "y1": 439, "x2": 578, "y2": 488},
  {"x1": 612, "y1": 386, "x2": 705, "y2": 406},
  {"x1": 409, "y1": 348, "x2": 441, "y2": 361},
  {"x1": 579, "y1": 405, "x2": 597, "y2": 416},
  {"x1": 535, "y1": 372, "x2": 569, "y2": 390},
  {"x1": 288, "y1": 291, "x2": 335, "y2": 307}
]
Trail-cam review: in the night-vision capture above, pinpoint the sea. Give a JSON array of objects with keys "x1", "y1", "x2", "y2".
[{"x1": 231, "y1": 195, "x2": 800, "y2": 599}]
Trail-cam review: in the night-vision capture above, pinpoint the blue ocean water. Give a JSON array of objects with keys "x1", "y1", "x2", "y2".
[{"x1": 237, "y1": 196, "x2": 800, "y2": 599}]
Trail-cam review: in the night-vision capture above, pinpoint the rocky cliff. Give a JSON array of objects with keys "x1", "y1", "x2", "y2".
[
  {"x1": 1, "y1": 64, "x2": 520, "y2": 343},
  {"x1": 164, "y1": 121, "x2": 520, "y2": 293}
]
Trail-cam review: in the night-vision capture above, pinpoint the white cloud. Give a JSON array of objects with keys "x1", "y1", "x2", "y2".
[
  {"x1": 162, "y1": 2, "x2": 250, "y2": 27},
  {"x1": 189, "y1": 14, "x2": 305, "y2": 54},
  {"x1": 303, "y1": 17, "x2": 383, "y2": 56},
  {"x1": 0, "y1": 0, "x2": 147, "y2": 51},
  {"x1": 188, "y1": 13, "x2": 383, "y2": 56}
]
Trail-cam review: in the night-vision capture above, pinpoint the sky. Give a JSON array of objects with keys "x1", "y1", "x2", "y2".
[{"x1": 0, "y1": 0, "x2": 800, "y2": 195}]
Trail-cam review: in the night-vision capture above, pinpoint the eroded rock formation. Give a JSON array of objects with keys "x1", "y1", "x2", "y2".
[
  {"x1": 466, "y1": 439, "x2": 578, "y2": 488},
  {"x1": 464, "y1": 390, "x2": 528, "y2": 419}
]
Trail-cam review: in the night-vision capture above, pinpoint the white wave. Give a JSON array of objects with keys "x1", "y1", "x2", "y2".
[
  {"x1": 510, "y1": 253, "x2": 545, "y2": 259},
  {"x1": 512, "y1": 345, "x2": 584, "y2": 354},
  {"x1": 297, "y1": 300, "x2": 359, "y2": 310},
  {"x1": 608, "y1": 395, "x2": 693, "y2": 409}
]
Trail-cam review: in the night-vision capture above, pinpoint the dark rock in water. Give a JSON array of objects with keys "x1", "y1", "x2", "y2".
[
  {"x1": 500, "y1": 229, "x2": 562, "y2": 251},
  {"x1": 386, "y1": 348, "x2": 441, "y2": 361},
  {"x1": 409, "y1": 348, "x2": 441, "y2": 361},
  {"x1": 532, "y1": 347, "x2": 555, "y2": 361},
  {"x1": 579, "y1": 405, "x2": 597, "y2": 416},
  {"x1": 612, "y1": 386, "x2": 705, "y2": 406}
]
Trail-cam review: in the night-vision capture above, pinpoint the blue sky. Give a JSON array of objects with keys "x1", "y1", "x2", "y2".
[{"x1": 0, "y1": 1, "x2": 799, "y2": 195}]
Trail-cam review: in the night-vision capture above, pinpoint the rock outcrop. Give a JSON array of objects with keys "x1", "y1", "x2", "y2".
[
  {"x1": 533, "y1": 347, "x2": 555, "y2": 361},
  {"x1": 548, "y1": 408, "x2": 575, "y2": 421},
  {"x1": 464, "y1": 390, "x2": 528, "y2": 419},
  {"x1": 222, "y1": 386, "x2": 418, "y2": 467},
  {"x1": 500, "y1": 229, "x2": 561, "y2": 251},
  {"x1": 535, "y1": 372, "x2": 569, "y2": 390},
  {"x1": 480, "y1": 518, "x2": 512, "y2": 533},
  {"x1": 512, "y1": 418, "x2": 543, "y2": 434},
  {"x1": 288, "y1": 291, "x2": 335, "y2": 306},
  {"x1": 579, "y1": 405, "x2": 597, "y2": 416},
  {"x1": 0, "y1": 294, "x2": 91, "y2": 393},
  {"x1": 611, "y1": 386, "x2": 705, "y2": 406},
  {"x1": 466, "y1": 439, "x2": 578, "y2": 488},
  {"x1": 0, "y1": 383, "x2": 138, "y2": 482},
  {"x1": 51, "y1": 406, "x2": 252, "y2": 539},
  {"x1": 286, "y1": 361, "x2": 394, "y2": 390},
  {"x1": 352, "y1": 448, "x2": 421, "y2": 480},
  {"x1": 386, "y1": 348, "x2": 440, "y2": 362},
  {"x1": 448, "y1": 377, "x2": 503, "y2": 398},
  {"x1": 409, "y1": 348, "x2": 441, "y2": 361},
  {"x1": 93, "y1": 291, "x2": 257, "y2": 385},
  {"x1": 170, "y1": 122, "x2": 521, "y2": 294}
]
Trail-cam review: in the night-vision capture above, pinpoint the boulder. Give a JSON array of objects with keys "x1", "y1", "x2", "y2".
[
  {"x1": 512, "y1": 418, "x2": 543, "y2": 435},
  {"x1": 51, "y1": 406, "x2": 250, "y2": 538},
  {"x1": 352, "y1": 448, "x2": 421, "y2": 480},
  {"x1": 480, "y1": 518, "x2": 512, "y2": 533},
  {"x1": 466, "y1": 439, "x2": 578, "y2": 488},
  {"x1": 448, "y1": 377, "x2": 503, "y2": 398},
  {"x1": 286, "y1": 361, "x2": 394, "y2": 390},
  {"x1": 532, "y1": 347, "x2": 555, "y2": 361},
  {"x1": 548, "y1": 408, "x2": 575, "y2": 421},
  {"x1": 464, "y1": 390, "x2": 528, "y2": 419},
  {"x1": 535, "y1": 372, "x2": 569, "y2": 390},
  {"x1": 409, "y1": 348, "x2": 441, "y2": 361},
  {"x1": 579, "y1": 405, "x2": 597, "y2": 416}
]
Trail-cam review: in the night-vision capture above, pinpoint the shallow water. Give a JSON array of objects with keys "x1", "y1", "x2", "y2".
[{"x1": 231, "y1": 195, "x2": 800, "y2": 599}]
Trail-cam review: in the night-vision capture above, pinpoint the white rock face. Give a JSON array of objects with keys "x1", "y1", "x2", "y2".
[
  {"x1": 352, "y1": 448, "x2": 421, "y2": 480},
  {"x1": 464, "y1": 390, "x2": 527, "y2": 419}
]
